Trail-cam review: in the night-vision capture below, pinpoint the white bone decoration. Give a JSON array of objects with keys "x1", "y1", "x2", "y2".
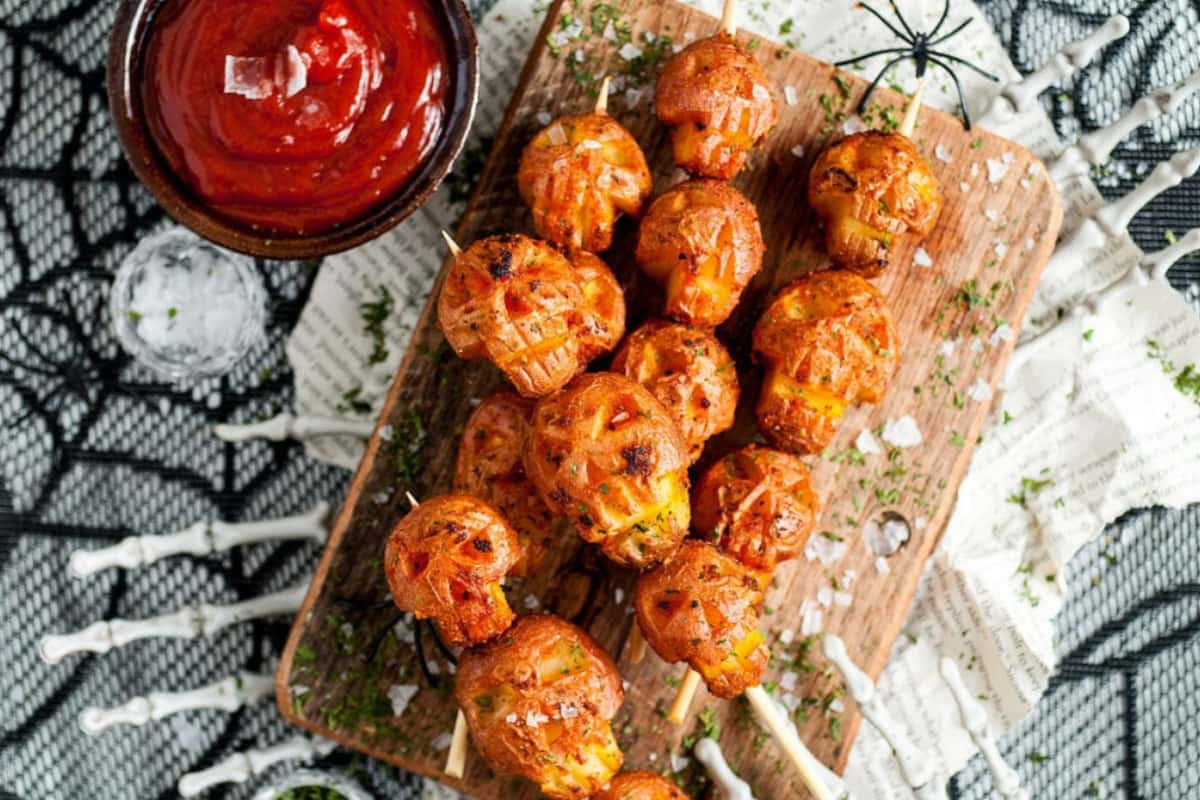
[
  {"x1": 940, "y1": 658, "x2": 1029, "y2": 800},
  {"x1": 694, "y1": 737, "x2": 758, "y2": 800},
  {"x1": 177, "y1": 735, "x2": 338, "y2": 798},
  {"x1": 69, "y1": 502, "x2": 330, "y2": 577},
  {"x1": 80, "y1": 672, "x2": 275, "y2": 735},
  {"x1": 38, "y1": 581, "x2": 308, "y2": 663},
  {"x1": 213, "y1": 412, "x2": 374, "y2": 444}
]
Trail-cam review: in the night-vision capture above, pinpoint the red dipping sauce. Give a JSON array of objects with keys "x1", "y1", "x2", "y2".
[{"x1": 142, "y1": 0, "x2": 450, "y2": 235}]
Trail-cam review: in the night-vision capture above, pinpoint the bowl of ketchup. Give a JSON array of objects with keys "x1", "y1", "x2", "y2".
[{"x1": 108, "y1": 0, "x2": 478, "y2": 258}]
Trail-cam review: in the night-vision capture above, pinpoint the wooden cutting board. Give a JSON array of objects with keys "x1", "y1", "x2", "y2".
[{"x1": 276, "y1": 0, "x2": 1061, "y2": 796}]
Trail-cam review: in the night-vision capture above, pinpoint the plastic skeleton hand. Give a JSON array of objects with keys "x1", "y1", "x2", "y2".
[{"x1": 39, "y1": 506, "x2": 332, "y2": 796}]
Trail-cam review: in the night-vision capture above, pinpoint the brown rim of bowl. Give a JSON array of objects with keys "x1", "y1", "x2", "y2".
[{"x1": 106, "y1": 0, "x2": 479, "y2": 260}]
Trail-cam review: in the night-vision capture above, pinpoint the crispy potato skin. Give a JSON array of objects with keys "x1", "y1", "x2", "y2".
[
  {"x1": 383, "y1": 495, "x2": 519, "y2": 648},
  {"x1": 655, "y1": 34, "x2": 777, "y2": 179},
  {"x1": 518, "y1": 113, "x2": 652, "y2": 252},
  {"x1": 634, "y1": 540, "x2": 768, "y2": 698},
  {"x1": 573, "y1": 251, "x2": 627, "y2": 363},
  {"x1": 456, "y1": 615, "x2": 624, "y2": 799},
  {"x1": 526, "y1": 373, "x2": 691, "y2": 569},
  {"x1": 753, "y1": 270, "x2": 900, "y2": 454},
  {"x1": 692, "y1": 445, "x2": 820, "y2": 572},
  {"x1": 453, "y1": 392, "x2": 556, "y2": 578},
  {"x1": 808, "y1": 130, "x2": 943, "y2": 277},
  {"x1": 611, "y1": 321, "x2": 738, "y2": 463},
  {"x1": 596, "y1": 771, "x2": 690, "y2": 800},
  {"x1": 635, "y1": 180, "x2": 764, "y2": 327},
  {"x1": 439, "y1": 234, "x2": 619, "y2": 397}
]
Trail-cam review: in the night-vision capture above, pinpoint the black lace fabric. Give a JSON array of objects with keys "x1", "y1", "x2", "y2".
[{"x1": 0, "y1": 1, "x2": 1198, "y2": 799}]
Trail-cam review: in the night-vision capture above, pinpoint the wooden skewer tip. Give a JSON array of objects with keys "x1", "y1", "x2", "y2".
[
  {"x1": 444, "y1": 709, "x2": 469, "y2": 779},
  {"x1": 899, "y1": 75, "x2": 927, "y2": 139},
  {"x1": 595, "y1": 75, "x2": 611, "y2": 114},
  {"x1": 719, "y1": 0, "x2": 737, "y2": 36},
  {"x1": 405, "y1": 491, "x2": 420, "y2": 508},
  {"x1": 441, "y1": 230, "x2": 462, "y2": 257},
  {"x1": 666, "y1": 668, "x2": 703, "y2": 724},
  {"x1": 626, "y1": 623, "x2": 647, "y2": 664},
  {"x1": 744, "y1": 685, "x2": 838, "y2": 800}
]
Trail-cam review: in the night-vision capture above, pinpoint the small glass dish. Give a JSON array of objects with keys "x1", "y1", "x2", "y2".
[
  {"x1": 109, "y1": 227, "x2": 267, "y2": 381},
  {"x1": 250, "y1": 769, "x2": 373, "y2": 800}
]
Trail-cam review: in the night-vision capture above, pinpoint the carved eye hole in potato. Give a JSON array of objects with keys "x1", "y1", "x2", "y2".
[{"x1": 408, "y1": 552, "x2": 429, "y2": 577}]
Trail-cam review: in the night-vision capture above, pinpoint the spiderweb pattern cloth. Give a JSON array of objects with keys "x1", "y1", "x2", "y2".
[{"x1": 0, "y1": 1, "x2": 1197, "y2": 799}]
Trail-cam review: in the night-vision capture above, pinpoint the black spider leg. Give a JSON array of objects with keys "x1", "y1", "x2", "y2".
[
  {"x1": 927, "y1": 49, "x2": 1003, "y2": 83},
  {"x1": 427, "y1": 622, "x2": 459, "y2": 665},
  {"x1": 855, "y1": 2, "x2": 914, "y2": 45},
  {"x1": 928, "y1": 17, "x2": 974, "y2": 48},
  {"x1": 334, "y1": 595, "x2": 393, "y2": 611},
  {"x1": 926, "y1": 0, "x2": 953, "y2": 40},
  {"x1": 360, "y1": 609, "x2": 406, "y2": 665},
  {"x1": 884, "y1": 1, "x2": 918, "y2": 41},
  {"x1": 927, "y1": 56, "x2": 974, "y2": 129},
  {"x1": 855, "y1": 54, "x2": 916, "y2": 115},
  {"x1": 413, "y1": 617, "x2": 440, "y2": 688},
  {"x1": 834, "y1": 47, "x2": 914, "y2": 68}
]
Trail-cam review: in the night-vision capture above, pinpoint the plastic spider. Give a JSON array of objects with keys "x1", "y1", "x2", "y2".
[{"x1": 835, "y1": 0, "x2": 1000, "y2": 129}]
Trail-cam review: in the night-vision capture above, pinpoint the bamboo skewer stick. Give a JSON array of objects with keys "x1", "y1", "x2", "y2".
[
  {"x1": 626, "y1": 622, "x2": 647, "y2": 664},
  {"x1": 594, "y1": 75, "x2": 611, "y2": 115},
  {"x1": 719, "y1": 0, "x2": 737, "y2": 36},
  {"x1": 899, "y1": 74, "x2": 926, "y2": 139},
  {"x1": 666, "y1": 668, "x2": 703, "y2": 723},
  {"x1": 441, "y1": 230, "x2": 462, "y2": 257},
  {"x1": 744, "y1": 685, "x2": 839, "y2": 800}
]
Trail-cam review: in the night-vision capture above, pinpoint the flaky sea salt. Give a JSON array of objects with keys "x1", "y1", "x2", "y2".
[
  {"x1": 670, "y1": 752, "x2": 689, "y2": 772},
  {"x1": 805, "y1": 532, "x2": 848, "y2": 565},
  {"x1": 967, "y1": 379, "x2": 992, "y2": 402},
  {"x1": 986, "y1": 155, "x2": 1011, "y2": 184},
  {"x1": 989, "y1": 323, "x2": 1015, "y2": 347},
  {"x1": 834, "y1": 591, "x2": 853, "y2": 607},
  {"x1": 393, "y1": 615, "x2": 414, "y2": 644},
  {"x1": 780, "y1": 671, "x2": 799, "y2": 692},
  {"x1": 526, "y1": 711, "x2": 550, "y2": 728},
  {"x1": 935, "y1": 143, "x2": 953, "y2": 163},
  {"x1": 800, "y1": 600, "x2": 823, "y2": 635},
  {"x1": 856, "y1": 428, "x2": 882, "y2": 455},
  {"x1": 938, "y1": 338, "x2": 957, "y2": 357},
  {"x1": 994, "y1": 241, "x2": 1008, "y2": 257},
  {"x1": 959, "y1": 181, "x2": 970, "y2": 193},
  {"x1": 881, "y1": 416, "x2": 922, "y2": 448},
  {"x1": 432, "y1": 732, "x2": 453, "y2": 751},
  {"x1": 618, "y1": 42, "x2": 643, "y2": 60},
  {"x1": 536, "y1": 111, "x2": 552, "y2": 126},
  {"x1": 790, "y1": 143, "x2": 805, "y2": 158},
  {"x1": 505, "y1": 712, "x2": 518, "y2": 724},
  {"x1": 387, "y1": 684, "x2": 419, "y2": 717},
  {"x1": 913, "y1": 246, "x2": 933, "y2": 268},
  {"x1": 875, "y1": 556, "x2": 890, "y2": 575},
  {"x1": 864, "y1": 518, "x2": 910, "y2": 556},
  {"x1": 817, "y1": 586, "x2": 834, "y2": 607},
  {"x1": 841, "y1": 115, "x2": 867, "y2": 134},
  {"x1": 784, "y1": 85, "x2": 798, "y2": 105},
  {"x1": 779, "y1": 628, "x2": 795, "y2": 645},
  {"x1": 523, "y1": 594, "x2": 540, "y2": 610},
  {"x1": 224, "y1": 55, "x2": 272, "y2": 100}
]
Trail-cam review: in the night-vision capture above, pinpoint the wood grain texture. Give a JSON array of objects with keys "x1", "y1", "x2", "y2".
[{"x1": 275, "y1": 1, "x2": 1062, "y2": 797}]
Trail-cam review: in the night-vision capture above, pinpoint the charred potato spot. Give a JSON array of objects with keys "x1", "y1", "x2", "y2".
[
  {"x1": 518, "y1": 113, "x2": 653, "y2": 253},
  {"x1": 655, "y1": 34, "x2": 778, "y2": 179},
  {"x1": 595, "y1": 771, "x2": 691, "y2": 800},
  {"x1": 752, "y1": 271, "x2": 900, "y2": 454},
  {"x1": 693, "y1": 445, "x2": 820, "y2": 572},
  {"x1": 635, "y1": 180, "x2": 764, "y2": 327},
  {"x1": 808, "y1": 130, "x2": 943, "y2": 276},
  {"x1": 612, "y1": 321, "x2": 739, "y2": 463},
  {"x1": 438, "y1": 235, "x2": 623, "y2": 397},
  {"x1": 383, "y1": 495, "x2": 521, "y2": 647},
  {"x1": 453, "y1": 392, "x2": 557, "y2": 577},
  {"x1": 456, "y1": 615, "x2": 624, "y2": 799},
  {"x1": 634, "y1": 540, "x2": 769, "y2": 698},
  {"x1": 526, "y1": 373, "x2": 691, "y2": 569}
]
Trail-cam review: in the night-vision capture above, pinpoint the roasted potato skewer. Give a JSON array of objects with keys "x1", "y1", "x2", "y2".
[
  {"x1": 526, "y1": 372, "x2": 691, "y2": 570},
  {"x1": 595, "y1": 771, "x2": 691, "y2": 800},
  {"x1": 438, "y1": 233, "x2": 624, "y2": 397},
  {"x1": 654, "y1": 3, "x2": 777, "y2": 179},
  {"x1": 808, "y1": 129, "x2": 943, "y2": 277},
  {"x1": 753, "y1": 270, "x2": 900, "y2": 454},
  {"x1": 454, "y1": 392, "x2": 556, "y2": 578},
  {"x1": 635, "y1": 180, "x2": 764, "y2": 327},
  {"x1": 518, "y1": 77, "x2": 653, "y2": 253},
  {"x1": 612, "y1": 321, "x2": 739, "y2": 463},
  {"x1": 456, "y1": 614, "x2": 625, "y2": 799}
]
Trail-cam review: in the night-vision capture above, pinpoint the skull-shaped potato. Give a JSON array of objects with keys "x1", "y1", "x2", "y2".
[
  {"x1": 635, "y1": 180, "x2": 764, "y2": 327},
  {"x1": 525, "y1": 372, "x2": 690, "y2": 569},
  {"x1": 655, "y1": 33, "x2": 778, "y2": 179},
  {"x1": 753, "y1": 270, "x2": 900, "y2": 454},
  {"x1": 692, "y1": 444, "x2": 820, "y2": 572},
  {"x1": 611, "y1": 320, "x2": 738, "y2": 463},
  {"x1": 456, "y1": 614, "x2": 625, "y2": 799},
  {"x1": 383, "y1": 494, "x2": 520, "y2": 648},
  {"x1": 808, "y1": 130, "x2": 943, "y2": 277},
  {"x1": 518, "y1": 111, "x2": 652, "y2": 252}
]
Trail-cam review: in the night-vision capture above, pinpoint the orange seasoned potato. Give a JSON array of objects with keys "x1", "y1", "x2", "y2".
[
  {"x1": 526, "y1": 372, "x2": 690, "y2": 569},
  {"x1": 383, "y1": 494, "x2": 519, "y2": 648},
  {"x1": 456, "y1": 614, "x2": 624, "y2": 799},
  {"x1": 454, "y1": 392, "x2": 555, "y2": 578},
  {"x1": 611, "y1": 321, "x2": 738, "y2": 463},
  {"x1": 808, "y1": 130, "x2": 943, "y2": 277},
  {"x1": 438, "y1": 234, "x2": 608, "y2": 397},
  {"x1": 692, "y1": 445, "x2": 820, "y2": 572},
  {"x1": 596, "y1": 772, "x2": 690, "y2": 800},
  {"x1": 655, "y1": 33, "x2": 777, "y2": 179},
  {"x1": 635, "y1": 180, "x2": 764, "y2": 327},
  {"x1": 573, "y1": 251, "x2": 626, "y2": 363},
  {"x1": 753, "y1": 270, "x2": 900, "y2": 454},
  {"x1": 634, "y1": 540, "x2": 768, "y2": 698},
  {"x1": 518, "y1": 111, "x2": 652, "y2": 252}
]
